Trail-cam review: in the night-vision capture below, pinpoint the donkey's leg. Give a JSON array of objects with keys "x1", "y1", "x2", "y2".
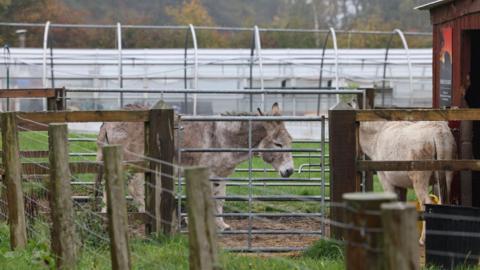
[
  {"x1": 213, "y1": 182, "x2": 230, "y2": 230},
  {"x1": 393, "y1": 186, "x2": 407, "y2": 201},
  {"x1": 411, "y1": 171, "x2": 433, "y2": 245},
  {"x1": 378, "y1": 172, "x2": 396, "y2": 193},
  {"x1": 101, "y1": 189, "x2": 107, "y2": 213},
  {"x1": 128, "y1": 173, "x2": 145, "y2": 212}
]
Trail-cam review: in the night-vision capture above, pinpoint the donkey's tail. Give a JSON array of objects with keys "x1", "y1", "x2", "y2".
[{"x1": 433, "y1": 124, "x2": 457, "y2": 204}]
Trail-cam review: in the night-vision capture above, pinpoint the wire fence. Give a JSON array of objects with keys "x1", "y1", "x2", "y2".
[{"x1": 0, "y1": 111, "x2": 479, "y2": 269}]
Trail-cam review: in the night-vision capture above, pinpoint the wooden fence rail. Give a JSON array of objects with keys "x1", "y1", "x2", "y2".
[
  {"x1": 356, "y1": 108, "x2": 480, "y2": 121},
  {"x1": 0, "y1": 88, "x2": 65, "y2": 111},
  {"x1": 358, "y1": 160, "x2": 480, "y2": 171}
]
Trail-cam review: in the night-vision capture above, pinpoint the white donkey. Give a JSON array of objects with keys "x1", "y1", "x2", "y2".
[
  {"x1": 96, "y1": 102, "x2": 294, "y2": 230},
  {"x1": 349, "y1": 100, "x2": 456, "y2": 244}
]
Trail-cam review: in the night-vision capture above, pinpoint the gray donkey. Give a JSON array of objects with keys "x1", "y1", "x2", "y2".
[{"x1": 96, "y1": 102, "x2": 294, "y2": 230}]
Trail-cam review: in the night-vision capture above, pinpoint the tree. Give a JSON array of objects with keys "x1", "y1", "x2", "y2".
[{"x1": 165, "y1": 0, "x2": 226, "y2": 48}]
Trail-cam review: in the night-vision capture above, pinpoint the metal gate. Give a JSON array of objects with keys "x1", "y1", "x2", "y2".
[{"x1": 177, "y1": 115, "x2": 327, "y2": 252}]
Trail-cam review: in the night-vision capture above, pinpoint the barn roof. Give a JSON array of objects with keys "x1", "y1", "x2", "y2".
[{"x1": 415, "y1": 0, "x2": 455, "y2": 10}]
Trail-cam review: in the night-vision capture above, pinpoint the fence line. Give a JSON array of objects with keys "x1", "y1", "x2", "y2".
[{"x1": 1, "y1": 108, "x2": 479, "y2": 268}]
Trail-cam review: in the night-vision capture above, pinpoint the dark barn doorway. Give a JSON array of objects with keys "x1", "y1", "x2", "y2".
[{"x1": 463, "y1": 30, "x2": 480, "y2": 207}]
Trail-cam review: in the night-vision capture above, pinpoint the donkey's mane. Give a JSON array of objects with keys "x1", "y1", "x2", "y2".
[
  {"x1": 221, "y1": 111, "x2": 277, "y2": 116},
  {"x1": 221, "y1": 111, "x2": 258, "y2": 116},
  {"x1": 124, "y1": 103, "x2": 148, "y2": 110}
]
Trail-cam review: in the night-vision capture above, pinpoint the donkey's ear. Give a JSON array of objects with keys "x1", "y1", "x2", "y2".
[
  {"x1": 257, "y1": 108, "x2": 264, "y2": 116},
  {"x1": 272, "y1": 102, "x2": 281, "y2": 116}
]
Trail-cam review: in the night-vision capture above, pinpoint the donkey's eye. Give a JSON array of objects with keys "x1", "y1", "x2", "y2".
[{"x1": 274, "y1": 143, "x2": 283, "y2": 148}]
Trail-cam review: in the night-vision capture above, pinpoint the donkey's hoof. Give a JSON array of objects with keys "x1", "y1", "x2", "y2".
[
  {"x1": 217, "y1": 223, "x2": 231, "y2": 231},
  {"x1": 418, "y1": 238, "x2": 425, "y2": 246}
]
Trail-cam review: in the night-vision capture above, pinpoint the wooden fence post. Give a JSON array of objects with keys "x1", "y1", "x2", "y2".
[
  {"x1": 48, "y1": 123, "x2": 77, "y2": 269},
  {"x1": 356, "y1": 88, "x2": 375, "y2": 110},
  {"x1": 145, "y1": 108, "x2": 175, "y2": 236},
  {"x1": 46, "y1": 87, "x2": 65, "y2": 111},
  {"x1": 381, "y1": 202, "x2": 419, "y2": 270},
  {"x1": 343, "y1": 192, "x2": 397, "y2": 270},
  {"x1": 356, "y1": 88, "x2": 375, "y2": 192},
  {"x1": 104, "y1": 145, "x2": 131, "y2": 270},
  {"x1": 329, "y1": 103, "x2": 361, "y2": 239},
  {"x1": 185, "y1": 167, "x2": 221, "y2": 270},
  {"x1": 1, "y1": 112, "x2": 27, "y2": 249}
]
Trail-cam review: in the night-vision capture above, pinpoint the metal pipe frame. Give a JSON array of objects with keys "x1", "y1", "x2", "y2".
[
  {"x1": 183, "y1": 28, "x2": 189, "y2": 113},
  {"x1": 42, "y1": 21, "x2": 50, "y2": 88},
  {"x1": 381, "y1": 29, "x2": 413, "y2": 107},
  {"x1": 317, "y1": 28, "x2": 340, "y2": 114},
  {"x1": 188, "y1": 24, "x2": 199, "y2": 115},
  {"x1": 3, "y1": 45, "x2": 10, "y2": 110},
  {"x1": 65, "y1": 152, "x2": 324, "y2": 159},
  {"x1": 116, "y1": 22, "x2": 124, "y2": 107},
  {"x1": 218, "y1": 230, "x2": 322, "y2": 235},
  {"x1": 0, "y1": 22, "x2": 432, "y2": 36},
  {"x1": 235, "y1": 168, "x2": 323, "y2": 173},
  {"x1": 180, "y1": 148, "x2": 321, "y2": 153},
  {"x1": 247, "y1": 119, "x2": 253, "y2": 248},
  {"x1": 226, "y1": 247, "x2": 309, "y2": 253},
  {"x1": 254, "y1": 26, "x2": 265, "y2": 111},
  {"x1": 66, "y1": 88, "x2": 365, "y2": 95},
  {"x1": 249, "y1": 29, "x2": 254, "y2": 112},
  {"x1": 318, "y1": 31, "x2": 330, "y2": 114},
  {"x1": 330, "y1": 27, "x2": 340, "y2": 94},
  {"x1": 394, "y1": 29, "x2": 414, "y2": 105},
  {"x1": 209, "y1": 213, "x2": 324, "y2": 218},
  {"x1": 320, "y1": 116, "x2": 327, "y2": 236},
  {"x1": 182, "y1": 25, "x2": 199, "y2": 115},
  {"x1": 178, "y1": 195, "x2": 325, "y2": 202},
  {"x1": 209, "y1": 177, "x2": 324, "y2": 182},
  {"x1": 74, "y1": 181, "x2": 326, "y2": 187}
]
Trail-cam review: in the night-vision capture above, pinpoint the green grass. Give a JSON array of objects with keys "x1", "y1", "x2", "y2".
[
  {"x1": 224, "y1": 142, "x2": 324, "y2": 213},
  {"x1": 302, "y1": 239, "x2": 344, "y2": 260},
  {"x1": 0, "y1": 224, "x2": 345, "y2": 270},
  {"x1": 6, "y1": 131, "x2": 455, "y2": 269}
]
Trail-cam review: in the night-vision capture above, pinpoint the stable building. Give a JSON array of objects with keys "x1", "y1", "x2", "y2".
[{"x1": 417, "y1": 0, "x2": 480, "y2": 206}]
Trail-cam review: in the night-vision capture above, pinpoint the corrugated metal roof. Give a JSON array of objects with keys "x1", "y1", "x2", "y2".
[{"x1": 415, "y1": 0, "x2": 455, "y2": 10}]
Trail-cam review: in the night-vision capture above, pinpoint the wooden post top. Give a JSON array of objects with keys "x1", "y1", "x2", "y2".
[{"x1": 330, "y1": 101, "x2": 355, "y2": 111}]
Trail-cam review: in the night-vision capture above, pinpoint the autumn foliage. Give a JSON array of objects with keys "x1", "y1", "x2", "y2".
[{"x1": 0, "y1": 0, "x2": 431, "y2": 49}]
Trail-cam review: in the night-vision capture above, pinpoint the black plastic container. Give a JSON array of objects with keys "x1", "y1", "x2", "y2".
[{"x1": 425, "y1": 204, "x2": 480, "y2": 269}]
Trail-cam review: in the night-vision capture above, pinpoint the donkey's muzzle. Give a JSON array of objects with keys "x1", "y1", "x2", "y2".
[{"x1": 281, "y1": 168, "x2": 294, "y2": 178}]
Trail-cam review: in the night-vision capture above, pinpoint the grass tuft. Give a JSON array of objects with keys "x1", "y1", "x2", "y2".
[{"x1": 302, "y1": 239, "x2": 344, "y2": 260}]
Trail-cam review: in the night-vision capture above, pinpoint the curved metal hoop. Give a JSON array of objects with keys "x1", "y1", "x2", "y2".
[
  {"x1": 42, "y1": 21, "x2": 51, "y2": 87},
  {"x1": 382, "y1": 29, "x2": 413, "y2": 106}
]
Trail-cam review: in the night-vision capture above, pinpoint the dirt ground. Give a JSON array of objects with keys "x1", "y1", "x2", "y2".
[
  {"x1": 219, "y1": 217, "x2": 427, "y2": 266},
  {"x1": 219, "y1": 217, "x2": 322, "y2": 250}
]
